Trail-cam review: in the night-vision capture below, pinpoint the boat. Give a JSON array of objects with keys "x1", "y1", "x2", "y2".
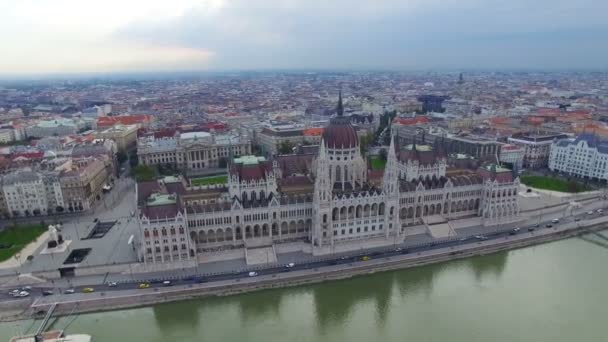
[{"x1": 9, "y1": 330, "x2": 91, "y2": 342}]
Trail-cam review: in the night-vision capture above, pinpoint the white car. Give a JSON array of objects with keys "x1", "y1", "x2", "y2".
[
  {"x1": 597, "y1": 209, "x2": 603, "y2": 214},
  {"x1": 285, "y1": 262, "x2": 295, "y2": 268},
  {"x1": 248, "y1": 271, "x2": 258, "y2": 277},
  {"x1": 9, "y1": 289, "x2": 20, "y2": 296},
  {"x1": 551, "y1": 218, "x2": 559, "y2": 223},
  {"x1": 162, "y1": 281, "x2": 172, "y2": 286},
  {"x1": 107, "y1": 282, "x2": 118, "y2": 287},
  {"x1": 587, "y1": 211, "x2": 594, "y2": 215},
  {"x1": 64, "y1": 288, "x2": 75, "y2": 294},
  {"x1": 16, "y1": 291, "x2": 30, "y2": 297}
]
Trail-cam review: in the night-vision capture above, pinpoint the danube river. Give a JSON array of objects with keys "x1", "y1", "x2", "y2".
[{"x1": 2, "y1": 236, "x2": 607, "y2": 342}]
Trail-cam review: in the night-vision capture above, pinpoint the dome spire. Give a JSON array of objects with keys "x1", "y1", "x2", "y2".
[{"x1": 336, "y1": 90, "x2": 344, "y2": 117}]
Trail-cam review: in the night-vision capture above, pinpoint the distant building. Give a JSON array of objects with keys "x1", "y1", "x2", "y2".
[
  {"x1": 417, "y1": 95, "x2": 448, "y2": 113},
  {"x1": 137, "y1": 131, "x2": 251, "y2": 174},
  {"x1": 26, "y1": 118, "x2": 85, "y2": 138},
  {"x1": 440, "y1": 133, "x2": 501, "y2": 160},
  {"x1": 95, "y1": 124, "x2": 138, "y2": 152},
  {"x1": 499, "y1": 144, "x2": 525, "y2": 172},
  {"x1": 257, "y1": 125, "x2": 306, "y2": 155},
  {"x1": 0, "y1": 129, "x2": 15, "y2": 143},
  {"x1": 97, "y1": 115, "x2": 153, "y2": 129},
  {"x1": 1, "y1": 170, "x2": 64, "y2": 217},
  {"x1": 508, "y1": 132, "x2": 569, "y2": 169},
  {"x1": 81, "y1": 105, "x2": 111, "y2": 118},
  {"x1": 60, "y1": 156, "x2": 112, "y2": 212},
  {"x1": 549, "y1": 134, "x2": 608, "y2": 181}
]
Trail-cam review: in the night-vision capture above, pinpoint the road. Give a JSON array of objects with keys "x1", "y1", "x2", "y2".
[{"x1": 4, "y1": 207, "x2": 606, "y2": 304}]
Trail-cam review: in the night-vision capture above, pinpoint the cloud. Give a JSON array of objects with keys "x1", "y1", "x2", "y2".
[
  {"x1": 1, "y1": 0, "x2": 607, "y2": 74},
  {"x1": 113, "y1": 0, "x2": 608, "y2": 70}
]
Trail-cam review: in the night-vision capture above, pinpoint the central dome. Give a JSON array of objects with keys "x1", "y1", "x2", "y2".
[{"x1": 322, "y1": 91, "x2": 359, "y2": 149}]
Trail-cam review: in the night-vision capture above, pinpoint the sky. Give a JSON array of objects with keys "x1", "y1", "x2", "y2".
[{"x1": 0, "y1": 0, "x2": 607, "y2": 75}]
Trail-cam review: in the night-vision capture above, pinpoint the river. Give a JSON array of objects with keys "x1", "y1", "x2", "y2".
[{"x1": 2, "y1": 236, "x2": 607, "y2": 342}]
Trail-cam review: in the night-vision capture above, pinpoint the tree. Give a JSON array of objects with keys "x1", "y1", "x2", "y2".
[
  {"x1": 116, "y1": 151, "x2": 128, "y2": 165},
  {"x1": 359, "y1": 133, "x2": 373, "y2": 156},
  {"x1": 278, "y1": 141, "x2": 295, "y2": 154},
  {"x1": 129, "y1": 152, "x2": 138, "y2": 167},
  {"x1": 379, "y1": 148, "x2": 388, "y2": 161}
]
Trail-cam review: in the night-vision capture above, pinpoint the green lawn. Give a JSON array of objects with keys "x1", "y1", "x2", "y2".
[
  {"x1": 370, "y1": 156, "x2": 387, "y2": 170},
  {"x1": 191, "y1": 175, "x2": 228, "y2": 186},
  {"x1": 520, "y1": 175, "x2": 592, "y2": 193},
  {"x1": 132, "y1": 165, "x2": 157, "y2": 182},
  {"x1": 0, "y1": 224, "x2": 46, "y2": 262}
]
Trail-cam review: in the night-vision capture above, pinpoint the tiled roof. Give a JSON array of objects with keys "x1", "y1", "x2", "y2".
[{"x1": 323, "y1": 116, "x2": 358, "y2": 149}]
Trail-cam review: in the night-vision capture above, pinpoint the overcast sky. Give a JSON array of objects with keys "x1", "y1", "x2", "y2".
[{"x1": 1, "y1": 0, "x2": 607, "y2": 75}]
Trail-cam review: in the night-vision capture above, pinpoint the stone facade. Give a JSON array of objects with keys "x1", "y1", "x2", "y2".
[
  {"x1": 137, "y1": 131, "x2": 251, "y2": 174},
  {"x1": 60, "y1": 156, "x2": 111, "y2": 212},
  {"x1": 138, "y1": 96, "x2": 521, "y2": 266},
  {"x1": 549, "y1": 134, "x2": 608, "y2": 181},
  {"x1": 1, "y1": 170, "x2": 64, "y2": 217}
]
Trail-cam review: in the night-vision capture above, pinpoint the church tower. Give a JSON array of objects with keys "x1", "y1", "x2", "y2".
[{"x1": 312, "y1": 140, "x2": 332, "y2": 247}]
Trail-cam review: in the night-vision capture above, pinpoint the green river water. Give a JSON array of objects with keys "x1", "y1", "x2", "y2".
[{"x1": 2, "y1": 236, "x2": 607, "y2": 342}]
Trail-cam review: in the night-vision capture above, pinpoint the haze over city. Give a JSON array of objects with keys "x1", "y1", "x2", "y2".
[
  {"x1": 1, "y1": 0, "x2": 608, "y2": 76},
  {"x1": 2, "y1": 1, "x2": 608, "y2": 342}
]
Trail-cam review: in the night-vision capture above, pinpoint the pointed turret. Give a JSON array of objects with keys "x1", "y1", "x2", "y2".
[
  {"x1": 336, "y1": 90, "x2": 344, "y2": 117},
  {"x1": 383, "y1": 135, "x2": 399, "y2": 196}
]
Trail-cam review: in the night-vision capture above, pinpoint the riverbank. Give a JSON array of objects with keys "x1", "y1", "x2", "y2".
[{"x1": 5, "y1": 216, "x2": 605, "y2": 322}]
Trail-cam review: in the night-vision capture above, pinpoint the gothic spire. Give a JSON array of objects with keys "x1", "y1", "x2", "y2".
[{"x1": 336, "y1": 90, "x2": 344, "y2": 117}]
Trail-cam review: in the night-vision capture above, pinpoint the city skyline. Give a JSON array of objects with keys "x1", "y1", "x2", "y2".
[{"x1": 1, "y1": 0, "x2": 608, "y2": 76}]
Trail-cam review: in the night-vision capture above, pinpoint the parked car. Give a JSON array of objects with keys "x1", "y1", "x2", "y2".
[
  {"x1": 162, "y1": 281, "x2": 172, "y2": 286},
  {"x1": 587, "y1": 211, "x2": 594, "y2": 215},
  {"x1": 361, "y1": 256, "x2": 371, "y2": 261},
  {"x1": 248, "y1": 272, "x2": 258, "y2": 277},
  {"x1": 16, "y1": 291, "x2": 30, "y2": 297},
  {"x1": 285, "y1": 262, "x2": 295, "y2": 268},
  {"x1": 64, "y1": 288, "x2": 75, "y2": 294},
  {"x1": 544, "y1": 224, "x2": 551, "y2": 229},
  {"x1": 574, "y1": 217, "x2": 581, "y2": 222},
  {"x1": 138, "y1": 283, "x2": 150, "y2": 289},
  {"x1": 42, "y1": 290, "x2": 54, "y2": 296},
  {"x1": 474, "y1": 235, "x2": 488, "y2": 240},
  {"x1": 82, "y1": 287, "x2": 94, "y2": 293},
  {"x1": 597, "y1": 209, "x2": 603, "y2": 214},
  {"x1": 107, "y1": 282, "x2": 118, "y2": 287},
  {"x1": 551, "y1": 218, "x2": 560, "y2": 224}
]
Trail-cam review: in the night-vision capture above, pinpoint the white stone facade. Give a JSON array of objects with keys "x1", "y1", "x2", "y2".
[
  {"x1": 549, "y1": 134, "x2": 608, "y2": 181},
  {"x1": 137, "y1": 132, "x2": 251, "y2": 173},
  {"x1": 1, "y1": 170, "x2": 64, "y2": 217}
]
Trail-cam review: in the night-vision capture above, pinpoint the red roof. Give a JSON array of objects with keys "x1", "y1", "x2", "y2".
[
  {"x1": 393, "y1": 116, "x2": 430, "y2": 126},
  {"x1": 303, "y1": 127, "x2": 324, "y2": 136},
  {"x1": 323, "y1": 118, "x2": 358, "y2": 149},
  {"x1": 13, "y1": 151, "x2": 44, "y2": 159},
  {"x1": 230, "y1": 160, "x2": 273, "y2": 181},
  {"x1": 97, "y1": 115, "x2": 152, "y2": 127}
]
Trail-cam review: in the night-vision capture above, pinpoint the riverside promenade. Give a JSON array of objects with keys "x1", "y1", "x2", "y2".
[{"x1": 6, "y1": 213, "x2": 606, "y2": 321}]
